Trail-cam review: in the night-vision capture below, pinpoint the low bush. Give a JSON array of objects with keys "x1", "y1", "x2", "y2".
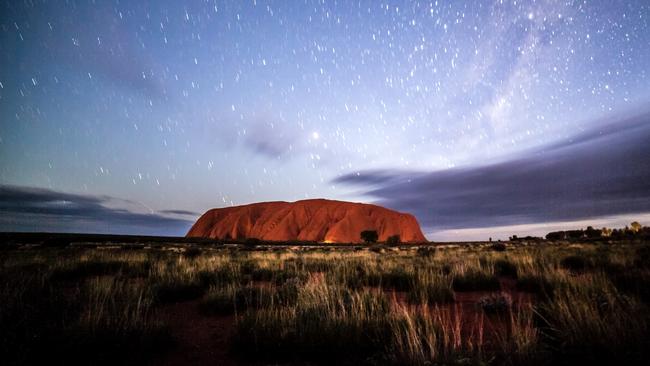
[
  {"x1": 386, "y1": 235, "x2": 401, "y2": 246},
  {"x1": 634, "y1": 246, "x2": 650, "y2": 268},
  {"x1": 182, "y1": 247, "x2": 202, "y2": 259},
  {"x1": 416, "y1": 246, "x2": 436, "y2": 257},
  {"x1": 560, "y1": 255, "x2": 588, "y2": 272},
  {"x1": 610, "y1": 270, "x2": 650, "y2": 303},
  {"x1": 478, "y1": 292, "x2": 512, "y2": 314},
  {"x1": 152, "y1": 281, "x2": 205, "y2": 304},
  {"x1": 367, "y1": 267, "x2": 414, "y2": 291},
  {"x1": 51, "y1": 260, "x2": 124, "y2": 281},
  {"x1": 516, "y1": 275, "x2": 555, "y2": 297},
  {"x1": 494, "y1": 259, "x2": 518, "y2": 278},
  {"x1": 407, "y1": 282, "x2": 455, "y2": 304},
  {"x1": 369, "y1": 244, "x2": 389, "y2": 253},
  {"x1": 452, "y1": 271, "x2": 500, "y2": 292},
  {"x1": 491, "y1": 243, "x2": 507, "y2": 252},
  {"x1": 244, "y1": 238, "x2": 262, "y2": 247}
]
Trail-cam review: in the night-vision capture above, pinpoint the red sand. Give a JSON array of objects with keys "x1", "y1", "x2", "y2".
[{"x1": 156, "y1": 300, "x2": 237, "y2": 366}]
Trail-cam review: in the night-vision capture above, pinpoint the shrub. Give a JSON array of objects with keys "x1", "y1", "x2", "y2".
[
  {"x1": 516, "y1": 275, "x2": 555, "y2": 297},
  {"x1": 610, "y1": 270, "x2": 650, "y2": 303},
  {"x1": 452, "y1": 271, "x2": 500, "y2": 292},
  {"x1": 182, "y1": 247, "x2": 202, "y2": 259},
  {"x1": 386, "y1": 235, "x2": 401, "y2": 246},
  {"x1": 360, "y1": 230, "x2": 379, "y2": 244},
  {"x1": 546, "y1": 231, "x2": 566, "y2": 240},
  {"x1": 239, "y1": 260, "x2": 259, "y2": 275},
  {"x1": 407, "y1": 282, "x2": 455, "y2": 304},
  {"x1": 369, "y1": 244, "x2": 388, "y2": 253},
  {"x1": 416, "y1": 246, "x2": 436, "y2": 257},
  {"x1": 494, "y1": 259, "x2": 518, "y2": 278},
  {"x1": 251, "y1": 267, "x2": 277, "y2": 282},
  {"x1": 197, "y1": 268, "x2": 241, "y2": 287},
  {"x1": 491, "y1": 243, "x2": 507, "y2": 252},
  {"x1": 560, "y1": 255, "x2": 588, "y2": 272},
  {"x1": 244, "y1": 238, "x2": 261, "y2": 247},
  {"x1": 120, "y1": 244, "x2": 144, "y2": 250},
  {"x1": 634, "y1": 246, "x2": 650, "y2": 268},
  {"x1": 152, "y1": 281, "x2": 205, "y2": 304},
  {"x1": 42, "y1": 237, "x2": 72, "y2": 247},
  {"x1": 51, "y1": 260, "x2": 123, "y2": 281},
  {"x1": 121, "y1": 260, "x2": 152, "y2": 278},
  {"x1": 478, "y1": 292, "x2": 512, "y2": 314},
  {"x1": 200, "y1": 284, "x2": 241, "y2": 315},
  {"x1": 368, "y1": 267, "x2": 414, "y2": 291}
]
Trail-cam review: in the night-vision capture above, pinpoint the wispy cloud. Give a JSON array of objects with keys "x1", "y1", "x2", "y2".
[
  {"x1": 0, "y1": 185, "x2": 194, "y2": 236},
  {"x1": 431, "y1": 213, "x2": 650, "y2": 242},
  {"x1": 202, "y1": 112, "x2": 302, "y2": 160},
  {"x1": 334, "y1": 110, "x2": 650, "y2": 235},
  {"x1": 158, "y1": 209, "x2": 200, "y2": 216}
]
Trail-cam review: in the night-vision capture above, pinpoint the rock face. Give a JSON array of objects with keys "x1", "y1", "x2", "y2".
[{"x1": 186, "y1": 199, "x2": 427, "y2": 243}]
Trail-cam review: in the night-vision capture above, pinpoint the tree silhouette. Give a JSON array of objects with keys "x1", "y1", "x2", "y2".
[
  {"x1": 360, "y1": 230, "x2": 378, "y2": 243},
  {"x1": 386, "y1": 234, "x2": 401, "y2": 246},
  {"x1": 585, "y1": 226, "x2": 601, "y2": 238},
  {"x1": 631, "y1": 221, "x2": 642, "y2": 233},
  {"x1": 601, "y1": 227, "x2": 612, "y2": 237}
]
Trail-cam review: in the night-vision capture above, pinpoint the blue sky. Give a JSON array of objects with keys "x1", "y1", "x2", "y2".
[{"x1": 1, "y1": 1, "x2": 649, "y2": 240}]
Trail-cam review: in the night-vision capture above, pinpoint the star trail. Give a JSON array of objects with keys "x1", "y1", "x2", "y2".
[{"x1": 1, "y1": 1, "x2": 649, "y2": 239}]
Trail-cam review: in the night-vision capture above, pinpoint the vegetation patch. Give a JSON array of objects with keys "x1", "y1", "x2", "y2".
[
  {"x1": 478, "y1": 292, "x2": 513, "y2": 314},
  {"x1": 494, "y1": 259, "x2": 518, "y2": 278},
  {"x1": 452, "y1": 271, "x2": 501, "y2": 292},
  {"x1": 2, "y1": 240, "x2": 650, "y2": 365},
  {"x1": 152, "y1": 281, "x2": 205, "y2": 304},
  {"x1": 560, "y1": 255, "x2": 589, "y2": 273},
  {"x1": 407, "y1": 281, "x2": 455, "y2": 304},
  {"x1": 516, "y1": 275, "x2": 555, "y2": 297},
  {"x1": 51, "y1": 260, "x2": 124, "y2": 281}
]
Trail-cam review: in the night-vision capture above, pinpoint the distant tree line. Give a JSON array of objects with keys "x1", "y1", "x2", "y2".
[{"x1": 544, "y1": 221, "x2": 649, "y2": 241}]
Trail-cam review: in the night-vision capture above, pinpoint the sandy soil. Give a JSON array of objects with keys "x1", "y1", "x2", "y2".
[
  {"x1": 152, "y1": 277, "x2": 535, "y2": 365},
  {"x1": 155, "y1": 300, "x2": 238, "y2": 366}
]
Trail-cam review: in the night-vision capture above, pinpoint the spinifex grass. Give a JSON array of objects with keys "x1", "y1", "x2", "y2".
[
  {"x1": 232, "y1": 276, "x2": 393, "y2": 360},
  {"x1": 1, "y1": 241, "x2": 650, "y2": 365}
]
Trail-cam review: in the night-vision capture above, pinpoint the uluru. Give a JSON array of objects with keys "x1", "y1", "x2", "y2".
[{"x1": 186, "y1": 199, "x2": 426, "y2": 243}]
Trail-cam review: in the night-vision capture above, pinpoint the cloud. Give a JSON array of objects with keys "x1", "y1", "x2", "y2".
[
  {"x1": 158, "y1": 209, "x2": 200, "y2": 216},
  {"x1": 243, "y1": 119, "x2": 298, "y2": 159},
  {"x1": 333, "y1": 109, "x2": 650, "y2": 233},
  {"x1": 431, "y1": 213, "x2": 650, "y2": 242},
  {"x1": 202, "y1": 112, "x2": 301, "y2": 160},
  {"x1": 0, "y1": 185, "x2": 194, "y2": 236}
]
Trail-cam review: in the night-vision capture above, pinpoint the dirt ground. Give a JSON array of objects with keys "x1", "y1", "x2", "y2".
[{"x1": 156, "y1": 300, "x2": 238, "y2": 366}]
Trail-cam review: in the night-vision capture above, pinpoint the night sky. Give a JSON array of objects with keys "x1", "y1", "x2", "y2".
[{"x1": 1, "y1": 1, "x2": 649, "y2": 240}]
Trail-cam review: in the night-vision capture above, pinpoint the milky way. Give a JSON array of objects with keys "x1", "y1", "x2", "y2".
[{"x1": 1, "y1": 1, "x2": 649, "y2": 239}]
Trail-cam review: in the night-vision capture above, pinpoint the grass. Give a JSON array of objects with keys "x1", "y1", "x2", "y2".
[
  {"x1": 536, "y1": 276, "x2": 650, "y2": 364},
  {"x1": 478, "y1": 292, "x2": 513, "y2": 313},
  {"x1": 452, "y1": 270, "x2": 501, "y2": 292},
  {"x1": 494, "y1": 259, "x2": 518, "y2": 278},
  {"x1": 1, "y1": 241, "x2": 650, "y2": 365},
  {"x1": 0, "y1": 251, "x2": 170, "y2": 365},
  {"x1": 406, "y1": 271, "x2": 455, "y2": 304},
  {"x1": 231, "y1": 280, "x2": 393, "y2": 361}
]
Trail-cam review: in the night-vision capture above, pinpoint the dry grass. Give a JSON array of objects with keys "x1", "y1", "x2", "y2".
[{"x1": 1, "y1": 242, "x2": 649, "y2": 365}]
